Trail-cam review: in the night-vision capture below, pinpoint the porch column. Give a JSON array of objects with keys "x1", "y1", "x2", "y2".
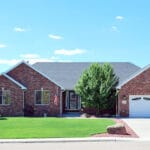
[
  {"x1": 78, "y1": 97, "x2": 81, "y2": 109},
  {"x1": 59, "y1": 90, "x2": 63, "y2": 117}
]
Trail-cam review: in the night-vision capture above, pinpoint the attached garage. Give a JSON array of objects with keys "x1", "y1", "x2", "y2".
[
  {"x1": 118, "y1": 65, "x2": 150, "y2": 117},
  {"x1": 129, "y1": 95, "x2": 150, "y2": 117}
]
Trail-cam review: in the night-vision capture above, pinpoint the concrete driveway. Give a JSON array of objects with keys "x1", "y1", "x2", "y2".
[{"x1": 123, "y1": 119, "x2": 150, "y2": 138}]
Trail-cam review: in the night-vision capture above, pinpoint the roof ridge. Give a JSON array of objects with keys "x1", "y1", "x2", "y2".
[{"x1": 33, "y1": 62, "x2": 140, "y2": 68}]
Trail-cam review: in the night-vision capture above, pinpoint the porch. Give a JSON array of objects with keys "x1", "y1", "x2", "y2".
[{"x1": 62, "y1": 90, "x2": 81, "y2": 113}]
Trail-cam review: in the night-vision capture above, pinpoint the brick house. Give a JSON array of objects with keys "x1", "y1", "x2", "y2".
[{"x1": 0, "y1": 61, "x2": 150, "y2": 117}]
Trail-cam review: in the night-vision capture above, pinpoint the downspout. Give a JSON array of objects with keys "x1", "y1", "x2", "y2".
[{"x1": 116, "y1": 89, "x2": 120, "y2": 117}]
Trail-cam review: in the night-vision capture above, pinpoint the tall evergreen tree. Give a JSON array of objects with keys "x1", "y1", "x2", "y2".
[{"x1": 75, "y1": 63, "x2": 118, "y2": 115}]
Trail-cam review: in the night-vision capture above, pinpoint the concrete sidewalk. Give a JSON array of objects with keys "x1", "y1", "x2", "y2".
[{"x1": 1, "y1": 137, "x2": 150, "y2": 144}]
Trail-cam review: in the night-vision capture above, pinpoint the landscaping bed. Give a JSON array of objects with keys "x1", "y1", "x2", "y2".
[{"x1": 92, "y1": 119, "x2": 138, "y2": 138}]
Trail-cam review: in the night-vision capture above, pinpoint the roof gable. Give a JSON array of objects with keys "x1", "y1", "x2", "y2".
[
  {"x1": 2, "y1": 73, "x2": 27, "y2": 90},
  {"x1": 5, "y1": 61, "x2": 64, "y2": 89},
  {"x1": 117, "y1": 64, "x2": 150, "y2": 89}
]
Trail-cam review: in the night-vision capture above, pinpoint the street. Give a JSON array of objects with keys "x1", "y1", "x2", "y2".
[{"x1": 0, "y1": 141, "x2": 150, "y2": 150}]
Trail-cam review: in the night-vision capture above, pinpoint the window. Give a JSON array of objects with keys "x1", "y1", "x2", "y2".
[
  {"x1": 143, "y1": 97, "x2": 150, "y2": 101},
  {"x1": 132, "y1": 97, "x2": 141, "y2": 101},
  {"x1": 35, "y1": 90, "x2": 50, "y2": 104},
  {"x1": 0, "y1": 90, "x2": 11, "y2": 105}
]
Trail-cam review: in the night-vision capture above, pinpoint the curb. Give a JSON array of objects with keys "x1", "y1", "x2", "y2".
[{"x1": 0, "y1": 137, "x2": 150, "y2": 143}]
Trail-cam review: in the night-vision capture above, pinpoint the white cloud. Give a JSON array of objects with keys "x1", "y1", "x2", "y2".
[
  {"x1": 0, "y1": 52, "x2": 74, "y2": 67},
  {"x1": 48, "y1": 34, "x2": 63, "y2": 40},
  {"x1": 54, "y1": 48, "x2": 86, "y2": 56},
  {"x1": 20, "y1": 54, "x2": 40, "y2": 59},
  {"x1": 19, "y1": 54, "x2": 60, "y2": 64},
  {"x1": 25, "y1": 58, "x2": 54, "y2": 64},
  {"x1": 111, "y1": 26, "x2": 119, "y2": 32},
  {"x1": 0, "y1": 57, "x2": 72, "y2": 67},
  {"x1": 115, "y1": 16, "x2": 124, "y2": 20},
  {"x1": 0, "y1": 56, "x2": 60, "y2": 66},
  {"x1": 0, "y1": 59, "x2": 20, "y2": 66},
  {"x1": 50, "y1": 56, "x2": 59, "y2": 60},
  {"x1": 0, "y1": 44, "x2": 7, "y2": 48},
  {"x1": 14, "y1": 27, "x2": 26, "y2": 32}
]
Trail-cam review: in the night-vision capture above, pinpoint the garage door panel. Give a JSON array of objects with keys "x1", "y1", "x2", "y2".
[{"x1": 129, "y1": 95, "x2": 150, "y2": 117}]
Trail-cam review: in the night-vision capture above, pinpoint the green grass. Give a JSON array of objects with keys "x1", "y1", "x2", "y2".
[{"x1": 0, "y1": 117, "x2": 115, "y2": 139}]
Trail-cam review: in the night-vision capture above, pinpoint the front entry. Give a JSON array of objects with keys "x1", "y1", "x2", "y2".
[{"x1": 63, "y1": 91, "x2": 81, "y2": 112}]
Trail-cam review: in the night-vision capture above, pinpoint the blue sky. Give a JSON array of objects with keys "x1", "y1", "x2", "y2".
[{"x1": 0, "y1": 0, "x2": 150, "y2": 72}]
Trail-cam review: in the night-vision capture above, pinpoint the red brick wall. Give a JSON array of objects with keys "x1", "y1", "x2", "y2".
[
  {"x1": 0, "y1": 75, "x2": 24, "y2": 116},
  {"x1": 118, "y1": 68, "x2": 150, "y2": 117},
  {"x1": 8, "y1": 63, "x2": 61, "y2": 116}
]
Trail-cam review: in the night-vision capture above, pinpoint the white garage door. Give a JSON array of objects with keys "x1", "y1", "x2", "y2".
[{"x1": 129, "y1": 95, "x2": 150, "y2": 117}]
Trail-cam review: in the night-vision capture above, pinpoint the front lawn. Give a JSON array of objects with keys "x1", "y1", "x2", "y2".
[{"x1": 0, "y1": 117, "x2": 115, "y2": 139}]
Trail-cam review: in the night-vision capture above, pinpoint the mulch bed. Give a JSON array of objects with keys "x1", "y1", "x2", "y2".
[{"x1": 92, "y1": 119, "x2": 139, "y2": 138}]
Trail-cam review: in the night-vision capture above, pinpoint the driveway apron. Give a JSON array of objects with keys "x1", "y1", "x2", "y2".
[{"x1": 123, "y1": 119, "x2": 150, "y2": 138}]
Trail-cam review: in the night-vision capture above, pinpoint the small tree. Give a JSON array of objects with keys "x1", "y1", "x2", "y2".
[{"x1": 75, "y1": 63, "x2": 118, "y2": 115}]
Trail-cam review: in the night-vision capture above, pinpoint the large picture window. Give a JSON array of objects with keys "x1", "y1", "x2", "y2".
[
  {"x1": 0, "y1": 90, "x2": 11, "y2": 105},
  {"x1": 35, "y1": 90, "x2": 50, "y2": 105}
]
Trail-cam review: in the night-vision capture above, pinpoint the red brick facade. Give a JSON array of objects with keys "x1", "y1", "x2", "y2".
[
  {"x1": 118, "y1": 68, "x2": 150, "y2": 117},
  {"x1": 1, "y1": 62, "x2": 149, "y2": 117},
  {"x1": 0, "y1": 62, "x2": 61, "y2": 117},
  {"x1": 0, "y1": 75, "x2": 24, "y2": 116}
]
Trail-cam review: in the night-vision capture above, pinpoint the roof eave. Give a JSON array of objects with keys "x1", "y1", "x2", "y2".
[
  {"x1": 4, "y1": 60, "x2": 64, "y2": 90},
  {"x1": 116, "y1": 64, "x2": 150, "y2": 89},
  {"x1": 2, "y1": 73, "x2": 27, "y2": 90}
]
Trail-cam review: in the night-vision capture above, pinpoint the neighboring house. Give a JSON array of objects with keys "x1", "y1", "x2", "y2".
[{"x1": 0, "y1": 61, "x2": 149, "y2": 117}]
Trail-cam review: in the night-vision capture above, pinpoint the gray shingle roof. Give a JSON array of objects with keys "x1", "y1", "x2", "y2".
[{"x1": 32, "y1": 62, "x2": 141, "y2": 90}]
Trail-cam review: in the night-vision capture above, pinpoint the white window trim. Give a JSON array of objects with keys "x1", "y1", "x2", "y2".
[
  {"x1": 0, "y1": 90, "x2": 11, "y2": 105},
  {"x1": 34, "y1": 90, "x2": 50, "y2": 105}
]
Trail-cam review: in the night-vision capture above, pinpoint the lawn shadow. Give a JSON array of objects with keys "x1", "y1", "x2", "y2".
[{"x1": 0, "y1": 117, "x2": 7, "y2": 120}]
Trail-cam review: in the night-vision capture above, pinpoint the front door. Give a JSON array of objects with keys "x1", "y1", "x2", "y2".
[
  {"x1": 65, "y1": 91, "x2": 81, "y2": 111},
  {"x1": 69, "y1": 91, "x2": 79, "y2": 110}
]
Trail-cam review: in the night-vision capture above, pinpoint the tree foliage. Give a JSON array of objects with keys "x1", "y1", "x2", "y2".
[{"x1": 75, "y1": 63, "x2": 118, "y2": 115}]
